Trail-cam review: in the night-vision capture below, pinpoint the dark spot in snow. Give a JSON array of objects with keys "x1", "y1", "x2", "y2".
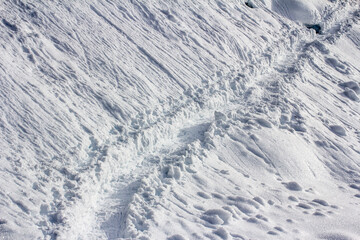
[
  {"x1": 167, "y1": 234, "x2": 186, "y2": 240},
  {"x1": 2, "y1": 19, "x2": 18, "y2": 32},
  {"x1": 49, "y1": 212, "x2": 64, "y2": 224},
  {"x1": 285, "y1": 181, "x2": 302, "y2": 191},
  {"x1": 297, "y1": 203, "x2": 312, "y2": 209},
  {"x1": 349, "y1": 184, "x2": 360, "y2": 191},
  {"x1": 12, "y1": 200, "x2": 29, "y2": 214},
  {"x1": 245, "y1": 1, "x2": 256, "y2": 8},
  {"x1": 305, "y1": 24, "x2": 322, "y2": 34},
  {"x1": 30, "y1": 11, "x2": 38, "y2": 18},
  {"x1": 313, "y1": 212, "x2": 326, "y2": 217},
  {"x1": 312, "y1": 199, "x2": 329, "y2": 206},
  {"x1": 329, "y1": 125, "x2": 346, "y2": 137}
]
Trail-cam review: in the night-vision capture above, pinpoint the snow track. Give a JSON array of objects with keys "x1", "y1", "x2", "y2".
[
  {"x1": 77, "y1": 2, "x2": 360, "y2": 239},
  {"x1": 0, "y1": 0, "x2": 360, "y2": 239}
]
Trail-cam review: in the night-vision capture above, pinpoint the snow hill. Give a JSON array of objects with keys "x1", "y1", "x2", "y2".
[{"x1": 1, "y1": 0, "x2": 360, "y2": 239}]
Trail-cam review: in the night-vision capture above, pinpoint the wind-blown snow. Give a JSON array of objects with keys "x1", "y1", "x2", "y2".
[{"x1": 0, "y1": 0, "x2": 360, "y2": 239}]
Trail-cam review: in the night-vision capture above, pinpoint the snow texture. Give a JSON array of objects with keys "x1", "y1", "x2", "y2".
[{"x1": 0, "y1": 0, "x2": 360, "y2": 239}]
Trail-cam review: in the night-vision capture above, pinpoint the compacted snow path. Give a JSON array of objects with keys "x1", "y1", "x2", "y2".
[
  {"x1": 64, "y1": 2, "x2": 360, "y2": 240},
  {"x1": 0, "y1": 0, "x2": 360, "y2": 239}
]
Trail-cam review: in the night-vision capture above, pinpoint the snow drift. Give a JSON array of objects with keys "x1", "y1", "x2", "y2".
[{"x1": 269, "y1": 0, "x2": 329, "y2": 24}]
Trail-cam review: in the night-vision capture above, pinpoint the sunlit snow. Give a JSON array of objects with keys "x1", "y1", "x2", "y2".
[{"x1": 0, "y1": 0, "x2": 360, "y2": 239}]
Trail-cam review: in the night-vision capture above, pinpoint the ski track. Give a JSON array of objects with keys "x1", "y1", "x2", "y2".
[{"x1": 0, "y1": 0, "x2": 360, "y2": 239}]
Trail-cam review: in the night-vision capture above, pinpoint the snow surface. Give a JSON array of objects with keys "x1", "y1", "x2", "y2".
[
  {"x1": 269, "y1": 0, "x2": 328, "y2": 24},
  {"x1": 0, "y1": 0, "x2": 360, "y2": 239}
]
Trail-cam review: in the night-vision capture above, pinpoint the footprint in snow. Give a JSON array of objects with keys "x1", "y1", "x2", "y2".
[
  {"x1": 312, "y1": 199, "x2": 329, "y2": 207},
  {"x1": 197, "y1": 192, "x2": 211, "y2": 199},
  {"x1": 213, "y1": 227, "x2": 230, "y2": 240},
  {"x1": 256, "y1": 118, "x2": 272, "y2": 128},
  {"x1": 167, "y1": 234, "x2": 186, "y2": 240},
  {"x1": 342, "y1": 88, "x2": 359, "y2": 102},
  {"x1": 297, "y1": 203, "x2": 312, "y2": 210},
  {"x1": 288, "y1": 196, "x2": 299, "y2": 202},
  {"x1": 313, "y1": 211, "x2": 326, "y2": 217},
  {"x1": 284, "y1": 181, "x2": 302, "y2": 191},
  {"x1": 339, "y1": 81, "x2": 360, "y2": 94},
  {"x1": 325, "y1": 57, "x2": 350, "y2": 75},
  {"x1": 329, "y1": 125, "x2": 346, "y2": 137}
]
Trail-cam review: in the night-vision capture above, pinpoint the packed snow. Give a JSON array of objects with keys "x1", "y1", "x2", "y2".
[{"x1": 0, "y1": 0, "x2": 360, "y2": 239}]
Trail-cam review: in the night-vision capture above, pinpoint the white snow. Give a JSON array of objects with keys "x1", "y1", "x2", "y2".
[
  {"x1": 269, "y1": 0, "x2": 329, "y2": 24},
  {"x1": 0, "y1": 0, "x2": 360, "y2": 239}
]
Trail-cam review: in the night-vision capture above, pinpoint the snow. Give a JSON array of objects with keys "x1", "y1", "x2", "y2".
[
  {"x1": 0, "y1": 0, "x2": 360, "y2": 239},
  {"x1": 270, "y1": 0, "x2": 329, "y2": 24}
]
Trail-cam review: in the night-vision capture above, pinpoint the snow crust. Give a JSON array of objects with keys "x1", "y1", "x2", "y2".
[{"x1": 0, "y1": 0, "x2": 360, "y2": 239}]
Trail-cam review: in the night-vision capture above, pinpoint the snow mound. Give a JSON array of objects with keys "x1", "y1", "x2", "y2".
[{"x1": 268, "y1": 0, "x2": 329, "y2": 24}]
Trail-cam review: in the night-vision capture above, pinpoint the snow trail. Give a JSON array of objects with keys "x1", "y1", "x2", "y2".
[{"x1": 61, "y1": 2, "x2": 360, "y2": 239}]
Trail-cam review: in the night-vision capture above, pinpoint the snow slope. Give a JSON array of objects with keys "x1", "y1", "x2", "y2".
[{"x1": 0, "y1": 0, "x2": 360, "y2": 239}]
